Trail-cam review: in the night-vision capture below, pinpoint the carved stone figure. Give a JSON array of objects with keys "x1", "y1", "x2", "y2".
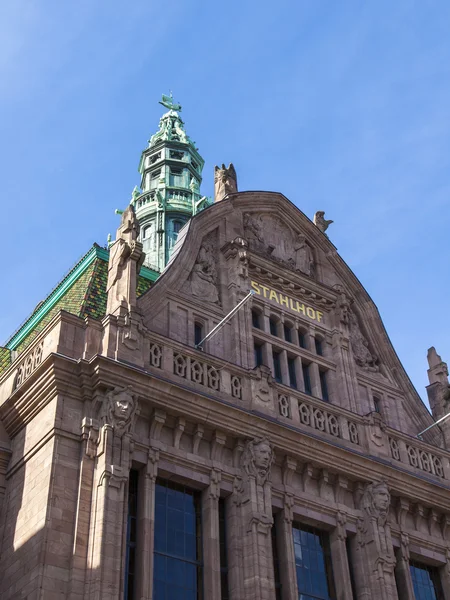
[
  {"x1": 106, "y1": 204, "x2": 144, "y2": 315},
  {"x1": 355, "y1": 480, "x2": 396, "y2": 598},
  {"x1": 214, "y1": 163, "x2": 237, "y2": 202},
  {"x1": 333, "y1": 285, "x2": 351, "y2": 326},
  {"x1": 313, "y1": 210, "x2": 333, "y2": 234},
  {"x1": 104, "y1": 385, "x2": 138, "y2": 436},
  {"x1": 294, "y1": 233, "x2": 314, "y2": 275},
  {"x1": 241, "y1": 437, "x2": 274, "y2": 486},
  {"x1": 190, "y1": 240, "x2": 219, "y2": 303},
  {"x1": 348, "y1": 310, "x2": 379, "y2": 372},
  {"x1": 243, "y1": 212, "x2": 264, "y2": 249}
]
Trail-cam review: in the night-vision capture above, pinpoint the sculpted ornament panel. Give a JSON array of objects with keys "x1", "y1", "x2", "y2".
[
  {"x1": 349, "y1": 310, "x2": 379, "y2": 372},
  {"x1": 103, "y1": 385, "x2": 138, "y2": 437},
  {"x1": 190, "y1": 232, "x2": 219, "y2": 303},
  {"x1": 241, "y1": 437, "x2": 275, "y2": 486},
  {"x1": 243, "y1": 212, "x2": 316, "y2": 277},
  {"x1": 214, "y1": 163, "x2": 237, "y2": 202}
]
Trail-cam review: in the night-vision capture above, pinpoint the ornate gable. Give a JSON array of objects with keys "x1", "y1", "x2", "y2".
[{"x1": 137, "y1": 191, "x2": 436, "y2": 441}]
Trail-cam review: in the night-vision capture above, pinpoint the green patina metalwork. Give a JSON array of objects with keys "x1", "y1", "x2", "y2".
[
  {"x1": 5, "y1": 245, "x2": 158, "y2": 357},
  {"x1": 0, "y1": 346, "x2": 11, "y2": 375},
  {"x1": 131, "y1": 94, "x2": 211, "y2": 273}
]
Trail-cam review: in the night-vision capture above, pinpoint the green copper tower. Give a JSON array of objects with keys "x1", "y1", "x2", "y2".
[{"x1": 131, "y1": 94, "x2": 210, "y2": 272}]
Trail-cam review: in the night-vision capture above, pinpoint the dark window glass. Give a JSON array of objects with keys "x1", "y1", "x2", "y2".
[
  {"x1": 254, "y1": 342, "x2": 264, "y2": 367},
  {"x1": 410, "y1": 561, "x2": 444, "y2": 600},
  {"x1": 194, "y1": 322, "x2": 203, "y2": 347},
  {"x1": 315, "y1": 338, "x2": 323, "y2": 356},
  {"x1": 320, "y1": 370, "x2": 329, "y2": 402},
  {"x1": 273, "y1": 350, "x2": 282, "y2": 383},
  {"x1": 154, "y1": 479, "x2": 203, "y2": 600},
  {"x1": 293, "y1": 523, "x2": 335, "y2": 600},
  {"x1": 302, "y1": 364, "x2": 312, "y2": 395},
  {"x1": 270, "y1": 318, "x2": 278, "y2": 337},
  {"x1": 124, "y1": 470, "x2": 139, "y2": 600},
  {"x1": 271, "y1": 519, "x2": 282, "y2": 600},
  {"x1": 173, "y1": 220, "x2": 183, "y2": 234},
  {"x1": 284, "y1": 324, "x2": 292, "y2": 343},
  {"x1": 219, "y1": 499, "x2": 229, "y2": 600},
  {"x1": 288, "y1": 357, "x2": 297, "y2": 389},
  {"x1": 252, "y1": 310, "x2": 261, "y2": 329},
  {"x1": 373, "y1": 396, "x2": 381, "y2": 413},
  {"x1": 298, "y1": 331, "x2": 307, "y2": 349}
]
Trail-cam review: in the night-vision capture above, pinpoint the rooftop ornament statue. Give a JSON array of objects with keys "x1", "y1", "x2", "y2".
[
  {"x1": 214, "y1": 163, "x2": 238, "y2": 202},
  {"x1": 159, "y1": 91, "x2": 182, "y2": 112},
  {"x1": 313, "y1": 211, "x2": 333, "y2": 234}
]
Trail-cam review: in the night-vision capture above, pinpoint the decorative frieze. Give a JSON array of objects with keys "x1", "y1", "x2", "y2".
[{"x1": 13, "y1": 341, "x2": 44, "y2": 389}]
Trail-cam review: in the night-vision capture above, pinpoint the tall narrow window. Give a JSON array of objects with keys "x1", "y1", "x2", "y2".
[
  {"x1": 219, "y1": 499, "x2": 229, "y2": 600},
  {"x1": 252, "y1": 310, "x2": 261, "y2": 329},
  {"x1": 320, "y1": 370, "x2": 329, "y2": 402},
  {"x1": 194, "y1": 322, "x2": 203, "y2": 347},
  {"x1": 254, "y1": 342, "x2": 264, "y2": 367},
  {"x1": 271, "y1": 519, "x2": 282, "y2": 600},
  {"x1": 173, "y1": 220, "x2": 183, "y2": 236},
  {"x1": 124, "y1": 470, "x2": 139, "y2": 600},
  {"x1": 270, "y1": 317, "x2": 279, "y2": 337},
  {"x1": 149, "y1": 170, "x2": 161, "y2": 189},
  {"x1": 298, "y1": 330, "x2": 307, "y2": 349},
  {"x1": 273, "y1": 350, "x2": 282, "y2": 383},
  {"x1": 315, "y1": 337, "x2": 323, "y2": 356},
  {"x1": 410, "y1": 561, "x2": 444, "y2": 600},
  {"x1": 154, "y1": 479, "x2": 203, "y2": 600},
  {"x1": 288, "y1": 357, "x2": 297, "y2": 389},
  {"x1": 373, "y1": 396, "x2": 381, "y2": 414},
  {"x1": 284, "y1": 323, "x2": 292, "y2": 343},
  {"x1": 302, "y1": 363, "x2": 312, "y2": 395},
  {"x1": 293, "y1": 523, "x2": 336, "y2": 600}
]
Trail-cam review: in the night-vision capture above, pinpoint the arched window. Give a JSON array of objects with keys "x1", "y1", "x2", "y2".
[
  {"x1": 269, "y1": 317, "x2": 279, "y2": 337},
  {"x1": 315, "y1": 337, "x2": 323, "y2": 356},
  {"x1": 298, "y1": 328, "x2": 307, "y2": 349},
  {"x1": 143, "y1": 225, "x2": 152, "y2": 239},
  {"x1": 373, "y1": 396, "x2": 382, "y2": 414},
  {"x1": 252, "y1": 309, "x2": 261, "y2": 329},
  {"x1": 173, "y1": 220, "x2": 183, "y2": 235},
  {"x1": 194, "y1": 322, "x2": 203, "y2": 347},
  {"x1": 284, "y1": 322, "x2": 293, "y2": 343}
]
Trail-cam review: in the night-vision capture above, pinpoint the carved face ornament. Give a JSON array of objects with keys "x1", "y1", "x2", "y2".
[
  {"x1": 254, "y1": 442, "x2": 272, "y2": 470},
  {"x1": 113, "y1": 391, "x2": 134, "y2": 422},
  {"x1": 373, "y1": 489, "x2": 390, "y2": 514}
]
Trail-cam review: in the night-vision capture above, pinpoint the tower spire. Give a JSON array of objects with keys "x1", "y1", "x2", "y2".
[{"x1": 131, "y1": 93, "x2": 209, "y2": 272}]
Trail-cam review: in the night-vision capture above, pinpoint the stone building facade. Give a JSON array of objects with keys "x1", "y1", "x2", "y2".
[{"x1": 1, "y1": 102, "x2": 450, "y2": 600}]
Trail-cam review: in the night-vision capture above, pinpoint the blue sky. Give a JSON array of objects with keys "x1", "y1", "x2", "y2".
[{"x1": 1, "y1": 0, "x2": 449, "y2": 404}]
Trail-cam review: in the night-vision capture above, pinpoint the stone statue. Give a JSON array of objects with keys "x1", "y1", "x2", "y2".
[
  {"x1": 214, "y1": 163, "x2": 237, "y2": 202},
  {"x1": 243, "y1": 212, "x2": 264, "y2": 248},
  {"x1": 190, "y1": 240, "x2": 219, "y2": 303},
  {"x1": 104, "y1": 385, "x2": 138, "y2": 437},
  {"x1": 241, "y1": 437, "x2": 274, "y2": 486},
  {"x1": 294, "y1": 233, "x2": 314, "y2": 275},
  {"x1": 313, "y1": 210, "x2": 333, "y2": 234},
  {"x1": 356, "y1": 481, "x2": 396, "y2": 597},
  {"x1": 361, "y1": 481, "x2": 391, "y2": 524},
  {"x1": 106, "y1": 204, "x2": 144, "y2": 315},
  {"x1": 349, "y1": 310, "x2": 379, "y2": 372},
  {"x1": 333, "y1": 285, "x2": 351, "y2": 326}
]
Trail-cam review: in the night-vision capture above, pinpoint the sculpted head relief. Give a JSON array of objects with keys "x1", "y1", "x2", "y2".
[
  {"x1": 242, "y1": 437, "x2": 274, "y2": 484},
  {"x1": 362, "y1": 481, "x2": 391, "y2": 519}
]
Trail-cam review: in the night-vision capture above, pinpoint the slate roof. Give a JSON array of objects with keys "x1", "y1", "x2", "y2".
[{"x1": 0, "y1": 244, "x2": 156, "y2": 376}]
